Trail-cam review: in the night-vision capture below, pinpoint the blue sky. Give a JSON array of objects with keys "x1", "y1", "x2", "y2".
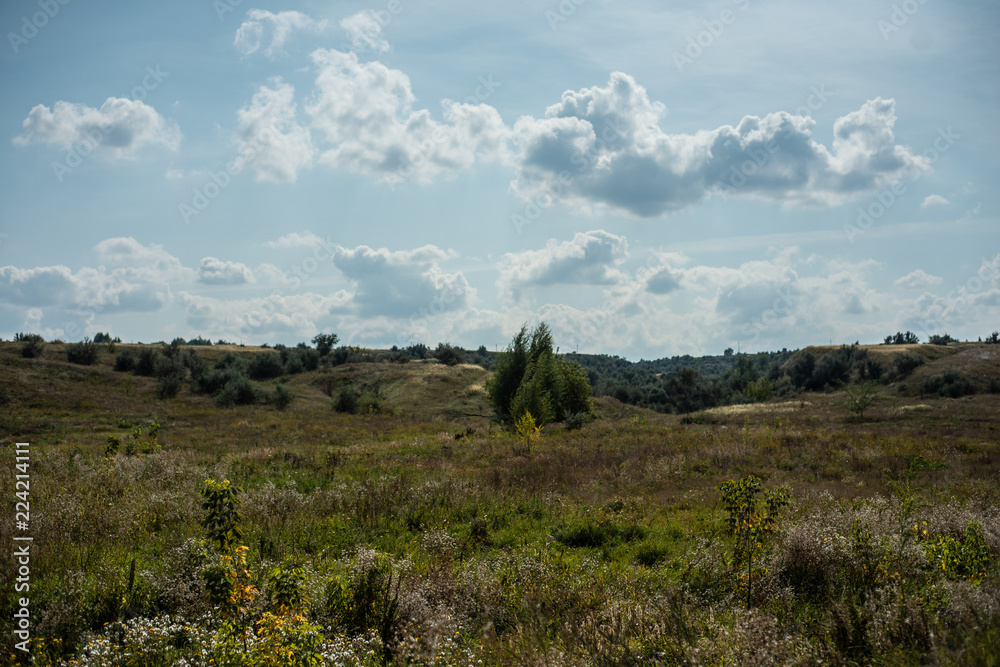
[{"x1": 1, "y1": 0, "x2": 997, "y2": 358}]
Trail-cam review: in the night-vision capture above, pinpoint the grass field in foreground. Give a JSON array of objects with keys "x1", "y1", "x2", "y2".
[{"x1": 1, "y1": 341, "x2": 999, "y2": 665}]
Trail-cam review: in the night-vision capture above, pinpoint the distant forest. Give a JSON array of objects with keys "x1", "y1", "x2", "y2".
[{"x1": 13, "y1": 327, "x2": 1000, "y2": 415}]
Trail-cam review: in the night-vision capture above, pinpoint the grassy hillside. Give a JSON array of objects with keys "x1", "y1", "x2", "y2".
[{"x1": 2, "y1": 341, "x2": 999, "y2": 666}]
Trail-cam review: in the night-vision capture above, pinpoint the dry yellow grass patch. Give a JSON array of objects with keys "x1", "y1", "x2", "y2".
[{"x1": 704, "y1": 400, "x2": 811, "y2": 416}]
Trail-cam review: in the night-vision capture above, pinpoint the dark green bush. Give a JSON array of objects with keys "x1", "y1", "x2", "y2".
[
  {"x1": 554, "y1": 517, "x2": 644, "y2": 548},
  {"x1": 157, "y1": 373, "x2": 184, "y2": 399},
  {"x1": 434, "y1": 343, "x2": 465, "y2": 366},
  {"x1": 134, "y1": 347, "x2": 159, "y2": 376},
  {"x1": 271, "y1": 384, "x2": 294, "y2": 410},
  {"x1": 890, "y1": 353, "x2": 924, "y2": 380},
  {"x1": 183, "y1": 350, "x2": 208, "y2": 379},
  {"x1": 66, "y1": 338, "x2": 100, "y2": 365},
  {"x1": 284, "y1": 355, "x2": 305, "y2": 375},
  {"x1": 334, "y1": 386, "x2": 359, "y2": 414},
  {"x1": 214, "y1": 352, "x2": 249, "y2": 374},
  {"x1": 215, "y1": 373, "x2": 261, "y2": 407},
  {"x1": 114, "y1": 349, "x2": 137, "y2": 372},
  {"x1": 249, "y1": 352, "x2": 284, "y2": 380},
  {"x1": 923, "y1": 371, "x2": 976, "y2": 398},
  {"x1": 18, "y1": 333, "x2": 46, "y2": 358}
]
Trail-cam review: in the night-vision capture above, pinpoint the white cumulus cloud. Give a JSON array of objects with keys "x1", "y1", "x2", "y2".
[
  {"x1": 306, "y1": 49, "x2": 508, "y2": 185},
  {"x1": 340, "y1": 10, "x2": 390, "y2": 53},
  {"x1": 497, "y1": 230, "x2": 629, "y2": 302},
  {"x1": 330, "y1": 244, "x2": 472, "y2": 317},
  {"x1": 234, "y1": 78, "x2": 314, "y2": 183},
  {"x1": 235, "y1": 9, "x2": 329, "y2": 58},
  {"x1": 14, "y1": 98, "x2": 180, "y2": 159},
  {"x1": 198, "y1": 257, "x2": 255, "y2": 285},
  {"x1": 894, "y1": 269, "x2": 943, "y2": 289},
  {"x1": 510, "y1": 73, "x2": 929, "y2": 217}
]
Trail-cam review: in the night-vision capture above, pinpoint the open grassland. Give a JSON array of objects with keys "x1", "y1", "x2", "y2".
[{"x1": 2, "y1": 342, "x2": 999, "y2": 666}]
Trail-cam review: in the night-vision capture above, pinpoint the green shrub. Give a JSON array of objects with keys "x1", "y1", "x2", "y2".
[
  {"x1": 925, "y1": 522, "x2": 992, "y2": 581},
  {"x1": 157, "y1": 373, "x2": 184, "y2": 399},
  {"x1": 215, "y1": 373, "x2": 261, "y2": 407},
  {"x1": 18, "y1": 333, "x2": 46, "y2": 358},
  {"x1": 923, "y1": 371, "x2": 976, "y2": 398},
  {"x1": 334, "y1": 385, "x2": 359, "y2": 414},
  {"x1": 745, "y1": 378, "x2": 774, "y2": 402},
  {"x1": 249, "y1": 352, "x2": 284, "y2": 380},
  {"x1": 891, "y1": 353, "x2": 924, "y2": 379},
  {"x1": 487, "y1": 322, "x2": 592, "y2": 424},
  {"x1": 284, "y1": 354, "x2": 306, "y2": 375},
  {"x1": 554, "y1": 516, "x2": 644, "y2": 548},
  {"x1": 66, "y1": 338, "x2": 100, "y2": 365},
  {"x1": 114, "y1": 349, "x2": 137, "y2": 372},
  {"x1": 271, "y1": 384, "x2": 294, "y2": 410},
  {"x1": 325, "y1": 550, "x2": 400, "y2": 650},
  {"x1": 634, "y1": 541, "x2": 670, "y2": 567},
  {"x1": 358, "y1": 392, "x2": 387, "y2": 414},
  {"x1": 434, "y1": 342, "x2": 465, "y2": 366},
  {"x1": 564, "y1": 411, "x2": 591, "y2": 430},
  {"x1": 134, "y1": 347, "x2": 159, "y2": 376}
]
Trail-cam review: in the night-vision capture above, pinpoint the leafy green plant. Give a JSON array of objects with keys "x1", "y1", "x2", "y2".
[
  {"x1": 745, "y1": 378, "x2": 774, "y2": 402},
  {"x1": 105, "y1": 420, "x2": 160, "y2": 457},
  {"x1": 719, "y1": 475, "x2": 791, "y2": 607},
  {"x1": 841, "y1": 380, "x2": 882, "y2": 419},
  {"x1": 846, "y1": 519, "x2": 891, "y2": 596},
  {"x1": 267, "y1": 563, "x2": 306, "y2": 615},
  {"x1": 513, "y1": 410, "x2": 541, "y2": 456},
  {"x1": 925, "y1": 522, "x2": 992, "y2": 582},
  {"x1": 200, "y1": 479, "x2": 243, "y2": 553}
]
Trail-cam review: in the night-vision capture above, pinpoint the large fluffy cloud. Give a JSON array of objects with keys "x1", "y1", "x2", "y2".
[
  {"x1": 510, "y1": 73, "x2": 929, "y2": 216},
  {"x1": 306, "y1": 49, "x2": 508, "y2": 185},
  {"x1": 14, "y1": 98, "x2": 180, "y2": 159},
  {"x1": 330, "y1": 244, "x2": 473, "y2": 317},
  {"x1": 234, "y1": 78, "x2": 314, "y2": 183}
]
